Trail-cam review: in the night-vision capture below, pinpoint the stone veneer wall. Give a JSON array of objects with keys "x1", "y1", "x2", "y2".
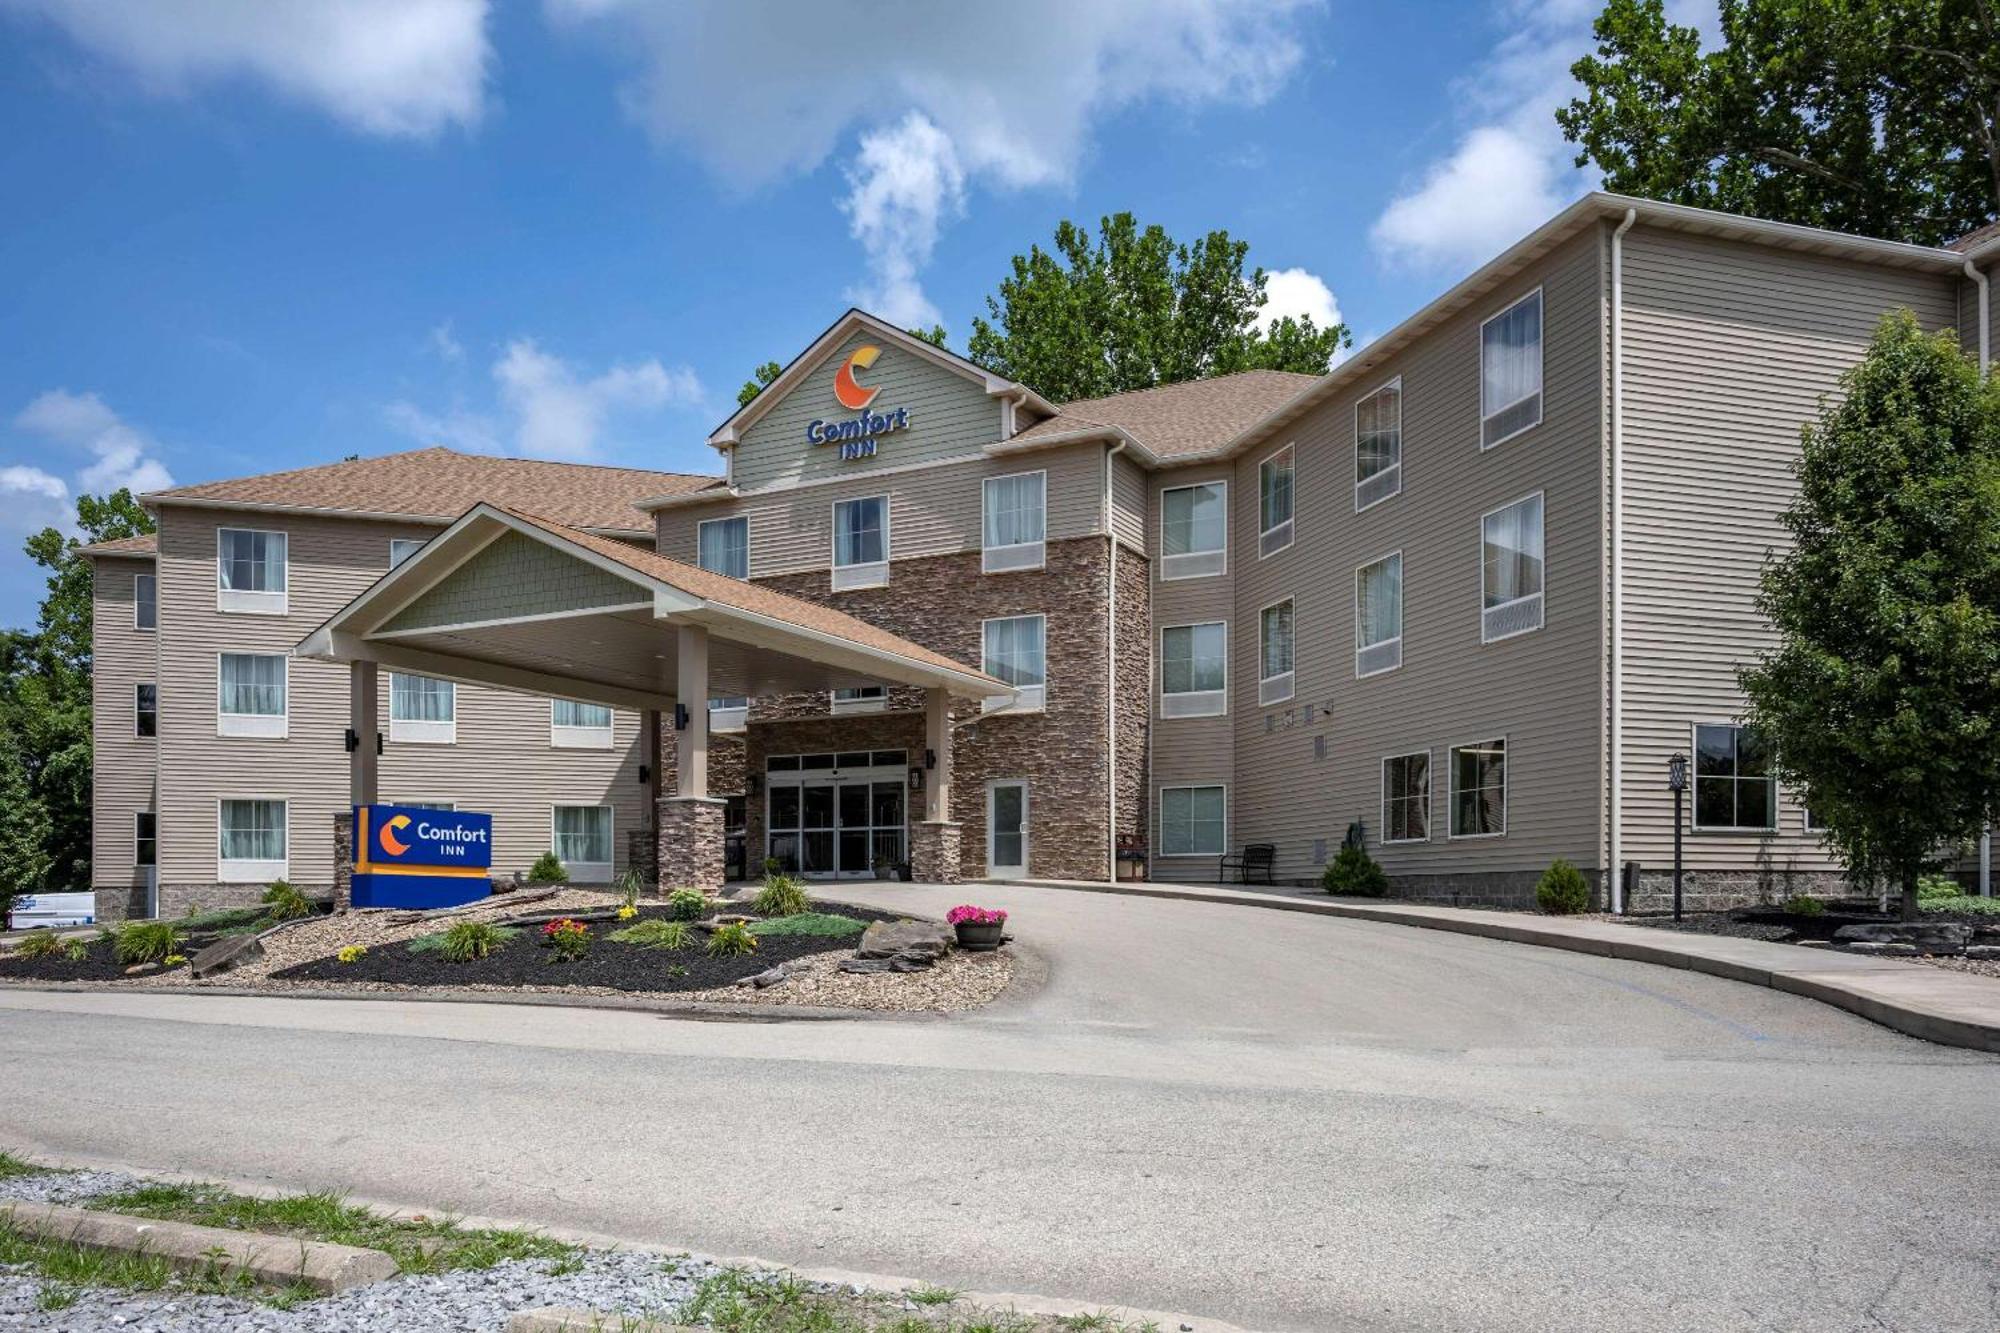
[{"x1": 1111, "y1": 543, "x2": 1151, "y2": 865}]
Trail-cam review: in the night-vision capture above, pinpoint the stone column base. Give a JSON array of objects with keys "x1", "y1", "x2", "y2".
[
  {"x1": 910, "y1": 821, "x2": 963, "y2": 885},
  {"x1": 658, "y1": 797, "x2": 727, "y2": 891},
  {"x1": 333, "y1": 813, "x2": 355, "y2": 911}
]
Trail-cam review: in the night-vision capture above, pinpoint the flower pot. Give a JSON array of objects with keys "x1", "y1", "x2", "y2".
[{"x1": 954, "y1": 920, "x2": 1004, "y2": 951}]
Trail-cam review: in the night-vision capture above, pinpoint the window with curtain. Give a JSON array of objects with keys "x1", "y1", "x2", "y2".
[
  {"x1": 552, "y1": 699, "x2": 611, "y2": 729},
  {"x1": 219, "y1": 798, "x2": 286, "y2": 863},
  {"x1": 219, "y1": 654, "x2": 285, "y2": 715},
  {"x1": 1481, "y1": 493, "x2": 1545, "y2": 640},
  {"x1": 390, "y1": 673, "x2": 455, "y2": 722},
  {"x1": 553, "y1": 805, "x2": 612, "y2": 868},
  {"x1": 1384, "y1": 752, "x2": 1430, "y2": 842},
  {"x1": 1259, "y1": 599, "x2": 1294, "y2": 704},
  {"x1": 1480, "y1": 289, "x2": 1543, "y2": 447},
  {"x1": 1258, "y1": 447, "x2": 1294, "y2": 556},
  {"x1": 1160, "y1": 482, "x2": 1226, "y2": 578},
  {"x1": 1694, "y1": 723, "x2": 1777, "y2": 830},
  {"x1": 1450, "y1": 739, "x2": 1507, "y2": 837},
  {"x1": 1355, "y1": 380, "x2": 1402, "y2": 509},
  {"x1": 389, "y1": 538, "x2": 426, "y2": 568},
  {"x1": 1355, "y1": 552, "x2": 1404, "y2": 675},
  {"x1": 832, "y1": 496, "x2": 887, "y2": 588},
  {"x1": 698, "y1": 517, "x2": 749, "y2": 578},
  {"x1": 1161, "y1": 622, "x2": 1226, "y2": 716},
  {"x1": 217, "y1": 529, "x2": 286, "y2": 592},
  {"x1": 1161, "y1": 786, "x2": 1225, "y2": 856},
  {"x1": 134, "y1": 574, "x2": 157, "y2": 630},
  {"x1": 982, "y1": 472, "x2": 1046, "y2": 571},
  {"x1": 981, "y1": 616, "x2": 1046, "y2": 713},
  {"x1": 709, "y1": 696, "x2": 748, "y2": 732}
]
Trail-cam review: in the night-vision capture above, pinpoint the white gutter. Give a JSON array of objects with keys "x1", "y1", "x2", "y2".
[
  {"x1": 1103, "y1": 439, "x2": 1127, "y2": 881},
  {"x1": 1971, "y1": 258, "x2": 1993, "y2": 897},
  {"x1": 1608, "y1": 208, "x2": 1637, "y2": 914}
]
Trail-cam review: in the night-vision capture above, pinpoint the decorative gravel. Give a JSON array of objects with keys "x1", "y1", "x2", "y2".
[{"x1": 0, "y1": 1166, "x2": 140, "y2": 1208}]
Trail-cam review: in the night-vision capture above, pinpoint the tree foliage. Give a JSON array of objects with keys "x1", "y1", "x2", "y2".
[
  {"x1": 1560, "y1": 0, "x2": 2000, "y2": 246},
  {"x1": 966, "y1": 213, "x2": 1349, "y2": 403},
  {"x1": 1739, "y1": 312, "x2": 2000, "y2": 919}
]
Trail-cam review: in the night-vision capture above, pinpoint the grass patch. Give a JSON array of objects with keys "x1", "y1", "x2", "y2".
[
  {"x1": 0, "y1": 1150, "x2": 50, "y2": 1180},
  {"x1": 752, "y1": 875, "x2": 811, "y2": 918},
  {"x1": 669, "y1": 1266, "x2": 1159, "y2": 1333},
  {"x1": 607, "y1": 919, "x2": 692, "y2": 950},
  {"x1": 907, "y1": 1284, "x2": 961, "y2": 1306},
  {"x1": 746, "y1": 913, "x2": 867, "y2": 940},
  {"x1": 407, "y1": 921, "x2": 520, "y2": 961},
  {"x1": 706, "y1": 921, "x2": 759, "y2": 958},
  {"x1": 85, "y1": 1182, "x2": 577, "y2": 1276},
  {"x1": 1921, "y1": 895, "x2": 2000, "y2": 916},
  {"x1": 114, "y1": 920, "x2": 183, "y2": 965},
  {"x1": 0, "y1": 1215, "x2": 274, "y2": 1304}
]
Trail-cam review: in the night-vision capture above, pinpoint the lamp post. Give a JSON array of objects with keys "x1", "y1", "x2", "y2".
[{"x1": 1667, "y1": 752, "x2": 1689, "y2": 922}]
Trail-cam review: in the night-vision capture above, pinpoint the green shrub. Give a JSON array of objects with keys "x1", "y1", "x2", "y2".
[
  {"x1": 1918, "y1": 874, "x2": 1965, "y2": 901},
  {"x1": 1534, "y1": 860, "x2": 1592, "y2": 915},
  {"x1": 1781, "y1": 894, "x2": 1826, "y2": 918},
  {"x1": 608, "y1": 919, "x2": 691, "y2": 950},
  {"x1": 261, "y1": 880, "x2": 312, "y2": 921},
  {"x1": 752, "y1": 874, "x2": 810, "y2": 918},
  {"x1": 1321, "y1": 844, "x2": 1389, "y2": 897},
  {"x1": 763, "y1": 857, "x2": 782, "y2": 877},
  {"x1": 411, "y1": 921, "x2": 519, "y2": 963},
  {"x1": 747, "y1": 912, "x2": 867, "y2": 939},
  {"x1": 616, "y1": 866, "x2": 646, "y2": 909},
  {"x1": 114, "y1": 921, "x2": 184, "y2": 965},
  {"x1": 705, "y1": 921, "x2": 758, "y2": 957},
  {"x1": 666, "y1": 888, "x2": 709, "y2": 921},
  {"x1": 14, "y1": 930, "x2": 69, "y2": 961},
  {"x1": 1919, "y1": 894, "x2": 2000, "y2": 916},
  {"x1": 526, "y1": 852, "x2": 569, "y2": 885}
]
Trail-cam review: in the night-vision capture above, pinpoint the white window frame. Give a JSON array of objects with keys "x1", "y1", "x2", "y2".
[
  {"x1": 388, "y1": 799, "x2": 456, "y2": 811},
  {"x1": 1480, "y1": 491, "x2": 1546, "y2": 644},
  {"x1": 217, "y1": 797, "x2": 287, "y2": 883},
  {"x1": 831, "y1": 685, "x2": 888, "y2": 714},
  {"x1": 981, "y1": 470, "x2": 1047, "y2": 574},
  {"x1": 1355, "y1": 549, "x2": 1405, "y2": 677},
  {"x1": 1158, "y1": 784, "x2": 1228, "y2": 859},
  {"x1": 1447, "y1": 734, "x2": 1509, "y2": 841},
  {"x1": 1257, "y1": 597, "x2": 1295, "y2": 706},
  {"x1": 697, "y1": 515, "x2": 750, "y2": 579},
  {"x1": 980, "y1": 614, "x2": 1047, "y2": 714},
  {"x1": 1158, "y1": 480, "x2": 1228, "y2": 581},
  {"x1": 1159, "y1": 621, "x2": 1228, "y2": 719},
  {"x1": 216, "y1": 652, "x2": 288, "y2": 738},
  {"x1": 1381, "y1": 750, "x2": 1432, "y2": 845},
  {"x1": 550, "y1": 803, "x2": 614, "y2": 883},
  {"x1": 985, "y1": 779, "x2": 1030, "y2": 880},
  {"x1": 135, "y1": 682, "x2": 157, "y2": 738},
  {"x1": 389, "y1": 537, "x2": 428, "y2": 568},
  {"x1": 830, "y1": 495, "x2": 890, "y2": 590},
  {"x1": 1355, "y1": 376, "x2": 1403, "y2": 512},
  {"x1": 550, "y1": 697, "x2": 614, "y2": 749},
  {"x1": 133, "y1": 572, "x2": 157, "y2": 631},
  {"x1": 1256, "y1": 445, "x2": 1295, "y2": 559},
  {"x1": 215, "y1": 527, "x2": 288, "y2": 615},
  {"x1": 388, "y1": 672, "x2": 457, "y2": 745},
  {"x1": 709, "y1": 697, "x2": 748, "y2": 733},
  {"x1": 1691, "y1": 720, "x2": 1779, "y2": 834},
  {"x1": 1479, "y1": 287, "x2": 1544, "y2": 450}
]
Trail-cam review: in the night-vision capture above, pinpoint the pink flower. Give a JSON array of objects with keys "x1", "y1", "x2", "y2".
[{"x1": 946, "y1": 904, "x2": 1007, "y2": 926}]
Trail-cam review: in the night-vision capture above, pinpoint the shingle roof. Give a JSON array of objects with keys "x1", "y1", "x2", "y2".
[
  {"x1": 497, "y1": 506, "x2": 1006, "y2": 688},
  {"x1": 77, "y1": 533, "x2": 158, "y2": 559},
  {"x1": 1009, "y1": 370, "x2": 1321, "y2": 460},
  {"x1": 148, "y1": 448, "x2": 718, "y2": 534},
  {"x1": 1948, "y1": 218, "x2": 2000, "y2": 254}
]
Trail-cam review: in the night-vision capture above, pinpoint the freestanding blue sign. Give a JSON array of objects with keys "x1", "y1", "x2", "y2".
[{"x1": 351, "y1": 804, "x2": 494, "y2": 909}]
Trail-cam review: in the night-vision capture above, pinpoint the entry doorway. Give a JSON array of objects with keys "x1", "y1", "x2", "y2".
[
  {"x1": 766, "y1": 750, "x2": 908, "y2": 879},
  {"x1": 987, "y1": 780, "x2": 1028, "y2": 879}
]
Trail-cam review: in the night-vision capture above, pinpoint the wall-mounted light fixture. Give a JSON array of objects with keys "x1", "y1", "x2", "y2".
[
  {"x1": 674, "y1": 703, "x2": 690, "y2": 731},
  {"x1": 637, "y1": 763, "x2": 652, "y2": 786},
  {"x1": 924, "y1": 748, "x2": 937, "y2": 771}
]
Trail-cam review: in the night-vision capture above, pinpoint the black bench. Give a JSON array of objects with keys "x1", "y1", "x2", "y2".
[{"x1": 1219, "y1": 843, "x2": 1277, "y2": 885}]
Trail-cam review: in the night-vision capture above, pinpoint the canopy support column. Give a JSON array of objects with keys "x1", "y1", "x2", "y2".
[
  {"x1": 337, "y1": 661, "x2": 380, "y2": 909},
  {"x1": 910, "y1": 687, "x2": 962, "y2": 884},
  {"x1": 658, "y1": 624, "x2": 724, "y2": 891}
]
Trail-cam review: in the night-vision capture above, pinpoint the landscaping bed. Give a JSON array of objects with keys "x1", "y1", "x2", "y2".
[{"x1": 0, "y1": 902, "x2": 320, "y2": 984}]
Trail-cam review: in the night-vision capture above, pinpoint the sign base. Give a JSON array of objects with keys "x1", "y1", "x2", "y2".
[{"x1": 350, "y1": 872, "x2": 491, "y2": 911}]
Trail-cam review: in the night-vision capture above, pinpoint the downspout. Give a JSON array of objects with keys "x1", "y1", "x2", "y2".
[
  {"x1": 1609, "y1": 207, "x2": 1637, "y2": 915},
  {"x1": 1970, "y1": 259, "x2": 1992, "y2": 897},
  {"x1": 1104, "y1": 439, "x2": 1127, "y2": 882}
]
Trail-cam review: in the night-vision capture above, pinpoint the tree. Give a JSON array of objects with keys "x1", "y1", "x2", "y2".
[
  {"x1": 1739, "y1": 311, "x2": 2000, "y2": 920},
  {"x1": 0, "y1": 726, "x2": 51, "y2": 920},
  {"x1": 1559, "y1": 0, "x2": 2000, "y2": 247},
  {"x1": 966, "y1": 213, "x2": 1349, "y2": 403}
]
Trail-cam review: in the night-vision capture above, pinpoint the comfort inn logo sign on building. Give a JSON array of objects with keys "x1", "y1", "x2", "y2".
[{"x1": 807, "y1": 344, "x2": 911, "y2": 460}]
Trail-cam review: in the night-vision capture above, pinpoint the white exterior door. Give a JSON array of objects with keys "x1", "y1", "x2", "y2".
[{"x1": 987, "y1": 781, "x2": 1028, "y2": 879}]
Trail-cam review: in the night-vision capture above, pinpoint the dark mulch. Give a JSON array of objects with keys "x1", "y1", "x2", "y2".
[
  {"x1": 1617, "y1": 913, "x2": 1796, "y2": 942},
  {"x1": 0, "y1": 927, "x2": 221, "y2": 983},
  {"x1": 270, "y1": 901, "x2": 904, "y2": 994}
]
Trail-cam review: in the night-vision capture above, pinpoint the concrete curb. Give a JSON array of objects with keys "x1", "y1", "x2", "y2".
[
  {"x1": 1026, "y1": 877, "x2": 2000, "y2": 1054},
  {"x1": 0, "y1": 1201, "x2": 399, "y2": 1293}
]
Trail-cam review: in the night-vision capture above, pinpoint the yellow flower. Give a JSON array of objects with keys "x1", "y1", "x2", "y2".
[
  {"x1": 164, "y1": 954, "x2": 188, "y2": 967},
  {"x1": 616, "y1": 904, "x2": 638, "y2": 920},
  {"x1": 337, "y1": 945, "x2": 368, "y2": 964}
]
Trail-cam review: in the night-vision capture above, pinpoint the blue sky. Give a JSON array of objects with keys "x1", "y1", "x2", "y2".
[{"x1": 0, "y1": 0, "x2": 1711, "y2": 626}]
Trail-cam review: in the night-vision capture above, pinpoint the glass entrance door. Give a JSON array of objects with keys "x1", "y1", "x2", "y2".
[{"x1": 766, "y1": 751, "x2": 908, "y2": 879}]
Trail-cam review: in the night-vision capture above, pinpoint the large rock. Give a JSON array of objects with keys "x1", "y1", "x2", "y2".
[
  {"x1": 1832, "y1": 922, "x2": 1970, "y2": 955},
  {"x1": 856, "y1": 920, "x2": 951, "y2": 961},
  {"x1": 189, "y1": 932, "x2": 264, "y2": 979}
]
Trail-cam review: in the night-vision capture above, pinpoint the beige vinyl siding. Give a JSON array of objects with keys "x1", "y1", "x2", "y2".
[
  {"x1": 91, "y1": 556, "x2": 158, "y2": 892},
  {"x1": 1109, "y1": 449, "x2": 1148, "y2": 552},
  {"x1": 656, "y1": 444, "x2": 1108, "y2": 578},
  {"x1": 1223, "y1": 228, "x2": 1609, "y2": 884},
  {"x1": 154, "y1": 507, "x2": 648, "y2": 890},
  {"x1": 382, "y1": 530, "x2": 648, "y2": 633},
  {"x1": 1618, "y1": 227, "x2": 1961, "y2": 875},
  {"x1": 1148, "y1": 462, "x2": 1235, "y2": 868},
  {"x1": 732, "y1": 331, "x2": 1005, "y2": 491}
]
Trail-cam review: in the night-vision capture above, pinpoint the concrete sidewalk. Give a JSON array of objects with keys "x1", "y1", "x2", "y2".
[{"x1": 1027, "y1": 876, "x2": 2000, "y2": 1054}]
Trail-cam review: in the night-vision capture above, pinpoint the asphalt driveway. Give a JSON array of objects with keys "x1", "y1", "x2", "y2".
[{"x1": 2, "y1": 883, "x2": 1996, "y2": 1331}]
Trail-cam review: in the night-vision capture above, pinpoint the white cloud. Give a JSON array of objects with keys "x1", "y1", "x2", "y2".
[
  {"x1": 842, "y1": 113, "x2": 965, "y2": 329},
  {"x1": 0, "y1": 0, "x2": 492, "y2": 138},
  {"x1": 0, "y1": 466, "x2": 66, "y2": 502},
  {"x1": 427, "y1": 320, "x2": 466, "y2": 364},
  {"x1": 383, "y1": 400, "x2": 500, "y2": 455},
  {"x1": 14, "y1": 389, "x2": 174, "y2": 496},
  {"x1": 1258, "y1": 267, "x2": 1342, "y2": 333}
]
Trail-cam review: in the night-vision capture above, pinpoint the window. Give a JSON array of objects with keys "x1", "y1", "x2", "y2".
[
  {"x1": 1480, "y1": 289, "x2": 1543, "y2": 448},
  {"x1": 1356, "y1": 379, "x2": 1402, "y2": 510},
  {"x1": 1160, "y1": 622, "x2": 1227, "y2": 718},
  {"x1": 1160, "y1": 785, "x2": 1226, "y2": 857},
  {"x1": 217, "y1": 653, "x2": 286, "y2": 737},
  {"x1": 135, "y1": 683, "x2": 157, "y2": 738},
  {"x1": 1694, "y1": 723, "x2": 1777, "y2": 831},
  {"x1": 1160, "y1": 482, "x2": 1226, "y2": 580},
  {"x1": 389, "y1": 673, "x2": 456, "y2": 744},
  {"x1": 981, "y1": 615, "x2": 1046, "y2": 713},
  {"x1": 551, "y1": 698, "x2": 612, "y2": 748},
  {"x1": 1450, "y1": 738, "x2": 1507, "y2": 838},
  {"x1": 552, "y1": 805, "x2": 613, "y2": 880},
  {"x1": 982, "y1": 471, "x2": 1046, "y2": 572},
  {"x1": 832, "y1": 685, "x2": 888, "y2": 714},
  {"x1": 1481, "y1": 493, "x2": 1545, "y2": 642},
  {"x1": 134, "y1": 573, "x2": 157, "y2": 630},
  {"x1": 1258, "y1": 446, "x2": 1294, "y2": 558},
  {"x1": 1383, "y1": 752, "x2": 1431, "y2": 843},
  {"x1": 1259, "y1": 598, "x2": 1295, "y2": 705},
  {"x1": 390, "y1": 800, "x2": 455, "y2": 811},
  {"x1": 135, "y1": 811, "x2": 156, "y2": 868},
  {"x1": 1356, "y1": 552, "x2": 1404, "y2": 676},
  {"x1": 218, "y1": 798, "x2": 286, "y2": 881},
  {"x1": 831, "y1": 496, "x2": 888, "y2": 589},
  {"x1": 698, "y1": 517, "x2": 749, "y2": 579},
  {"x1": 216, "y1": 528, "x2": 287, "y2": 614},
  {"x1": 389, "y1": 538, "x2": 427, "y2": 568},
  {"x1": 709, "y1": 696, "x2": 748, "y2": 732}
]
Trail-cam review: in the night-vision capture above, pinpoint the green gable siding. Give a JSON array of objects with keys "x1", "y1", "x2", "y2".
[{"x1": 382, "y1": 530, "x2": 647, "y2": 632}]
